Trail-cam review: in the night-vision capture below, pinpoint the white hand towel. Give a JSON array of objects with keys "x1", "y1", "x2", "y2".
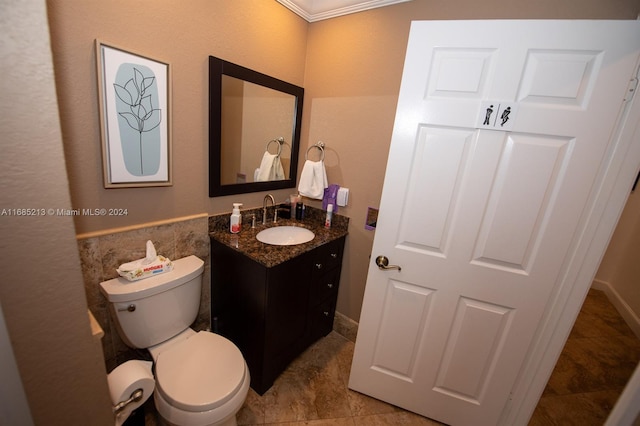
[
  {"x1": 256, "y1": 152, "x2": 275, "y2": 181},
  {"x1": 298, "y1": 160, "x2": 328, "y2": 200},
  {"x1": 256, "y1": 152, "x2": 285, "y2": 182},
  {"x1": 272, "y1": 156, "x2": 285, "y2": 180}
]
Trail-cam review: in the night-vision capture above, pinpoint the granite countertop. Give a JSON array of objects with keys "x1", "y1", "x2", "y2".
[{"x1": 209, "y1": 205, "x2": 349, "y2": 268}]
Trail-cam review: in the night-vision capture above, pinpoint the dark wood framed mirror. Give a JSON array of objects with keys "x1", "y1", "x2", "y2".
[{"x1": 209, "y1": 56, "x2": 304, "y2": 197}]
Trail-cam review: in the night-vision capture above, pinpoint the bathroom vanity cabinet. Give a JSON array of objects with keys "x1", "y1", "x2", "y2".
[{"x1": 210, "y1": 230, "x2": 346, "y2": 395}]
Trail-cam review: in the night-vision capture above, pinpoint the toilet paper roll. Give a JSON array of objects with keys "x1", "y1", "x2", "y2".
[{"x1": 107, "y1": 360, "x2": 155, "y2": 426}]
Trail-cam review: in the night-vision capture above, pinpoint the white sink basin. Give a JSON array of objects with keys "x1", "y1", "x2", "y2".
[{"x1": 256, "y1": 226, "x2": 315, "y2": 246}]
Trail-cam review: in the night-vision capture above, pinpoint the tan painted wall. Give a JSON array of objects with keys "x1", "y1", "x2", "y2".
[
  {"x1": 4, "y1": 1, "x2": 639, "y2": 422},
  {"x1": 4, "y1": 1, "x2": 637, "y2": 423},
  {"x1": 303, "y1": 0, "x2": 640, "y2": 319},
  {"x1": 46, "y1": 0, "x2": 640, "y2": 325},
  {"x1": 47, "y1": 0, "x2": 309, "y2": 234},
  {"x1": 1, "y1": 0, "x2": 112, "y2": 423}
]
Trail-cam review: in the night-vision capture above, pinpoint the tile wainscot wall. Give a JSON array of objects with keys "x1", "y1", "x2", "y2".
[{"x1": 77, "y1": 214, "x2": 210, "y2": 372}]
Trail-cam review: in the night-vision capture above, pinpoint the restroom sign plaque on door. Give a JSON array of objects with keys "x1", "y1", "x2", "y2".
[{"x1": 477, "y1": 101, "x2": 518, "y2": 131}]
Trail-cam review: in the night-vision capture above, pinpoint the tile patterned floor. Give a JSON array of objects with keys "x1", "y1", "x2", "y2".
[
  {"x1": 529, "y1": 289, "x2": 640, "y2": 425},
  {"x1": 236, "y1": 331, "x2": 443, "y2": 426},
  {"x1": 143, "y1": 289, "x2": 639, "y2": 425}
]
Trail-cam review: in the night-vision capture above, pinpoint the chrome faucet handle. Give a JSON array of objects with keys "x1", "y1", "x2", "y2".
[
  {"x1": 263, "y1": 194, "x2": 275, "y2": 206},
  {"x1": 274, "y1": 209, "x2": 278, "y2": 223},
  {"x1": 262, "y1": 194, "x2": 275, "y2": 224},
  {"x1": 251, "y1": 214, "x2": 256, "y2": 229}
]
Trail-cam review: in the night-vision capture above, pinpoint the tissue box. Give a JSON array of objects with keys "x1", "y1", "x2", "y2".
[{"x1": 117, "y1": 255, "x2": 173, "y2": 282}]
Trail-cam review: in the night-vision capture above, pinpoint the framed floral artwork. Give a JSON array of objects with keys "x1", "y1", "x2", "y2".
[{"x1": 96, "y1": 40, "x2": 172, "y2": 187}]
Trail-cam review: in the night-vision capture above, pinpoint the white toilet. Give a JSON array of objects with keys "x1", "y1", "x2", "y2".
[{"x1": 100, "y1": 255, "x2": 250, "y2": 426}]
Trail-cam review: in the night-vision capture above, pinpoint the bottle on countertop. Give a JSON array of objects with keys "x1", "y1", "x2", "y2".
[
  {"x1": 230, "y1": 203, "x2": 242, "y2": 233},
  {"x1": 324, "y1": 204, "x2": 333, "y2": 229},
  {"x1": 295, "y1": 201, "x2": 303, "y2": 220}
]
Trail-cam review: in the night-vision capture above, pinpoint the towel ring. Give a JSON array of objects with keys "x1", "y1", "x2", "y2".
[
  {"x1": 305, "y1": 141, "x2": 325, "y2": 161},
  {"x1": 265, "y1": 137, "x2": 284, "y2": 157}
]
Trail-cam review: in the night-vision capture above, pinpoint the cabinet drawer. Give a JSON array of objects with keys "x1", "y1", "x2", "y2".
[
  {"x1": 310, "y1": 298, "x2": 336, "y2": 341},
  {"x1": 314, "y1": 267, "x2": 340, "y2": 301},
  {"x1": 311, "y1": 238, "x2": 344, "y2": 274}
]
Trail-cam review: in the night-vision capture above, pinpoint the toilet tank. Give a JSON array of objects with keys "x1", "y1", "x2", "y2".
[{"x1": 100, "y1": 255, "x2": 204, "y2": 349}]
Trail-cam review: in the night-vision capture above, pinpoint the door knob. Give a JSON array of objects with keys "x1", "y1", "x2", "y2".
[{"x1": 375, "y1": 256, "x2": 402, "y2": 271}]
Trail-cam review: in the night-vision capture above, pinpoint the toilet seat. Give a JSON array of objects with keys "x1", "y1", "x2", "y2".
[{"x1": 155, "y1": 331, "x2": 246, "y2": 413}]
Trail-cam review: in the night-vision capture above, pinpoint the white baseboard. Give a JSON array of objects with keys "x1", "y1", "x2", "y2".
[{"x1": 592, "y1": 279, "x2": 640, "y2": 339}]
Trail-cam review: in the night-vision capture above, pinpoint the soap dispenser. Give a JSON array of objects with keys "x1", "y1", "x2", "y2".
[{"x1": 230, "y1": 203, "x2": 242, "y2": 233}]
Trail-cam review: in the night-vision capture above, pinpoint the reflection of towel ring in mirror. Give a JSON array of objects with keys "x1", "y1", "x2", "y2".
[
  {"x1": 265, "y1": 137, "x2": 285, "y2": 157},
  {"x1": 305, "y1": 141, "x2": 325, "y2": 161}
]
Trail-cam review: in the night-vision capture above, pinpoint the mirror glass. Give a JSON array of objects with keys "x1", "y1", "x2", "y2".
[{"x1": 209, "y1": 56, "x2": 304, "y2": 197}]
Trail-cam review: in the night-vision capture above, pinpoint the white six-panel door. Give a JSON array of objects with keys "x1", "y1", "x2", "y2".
[{"x1": 349, "y1": 20, "x2": 640, "y2": 425}]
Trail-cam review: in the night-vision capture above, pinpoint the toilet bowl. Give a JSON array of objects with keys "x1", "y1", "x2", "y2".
[
  {"x1": 100, "y1": 255, "x2": 249, "y2": 426},
  {"x1": 151, "y1": 330, "x2": 250, "y2": 426}
]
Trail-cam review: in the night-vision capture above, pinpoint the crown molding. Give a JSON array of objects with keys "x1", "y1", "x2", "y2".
[{"x1": 276, "y1": 0, "x2": 413, "y2": 22}]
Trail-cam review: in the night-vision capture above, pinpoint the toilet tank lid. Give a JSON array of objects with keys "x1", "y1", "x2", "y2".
[{"x1": 99, "y1": 255, "x2": 204, "y2": 303}]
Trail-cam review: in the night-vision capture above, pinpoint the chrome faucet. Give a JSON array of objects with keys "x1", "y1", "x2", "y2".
[{"x1": 262, "y1": 194, "x2": 275, "y2": 224}]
